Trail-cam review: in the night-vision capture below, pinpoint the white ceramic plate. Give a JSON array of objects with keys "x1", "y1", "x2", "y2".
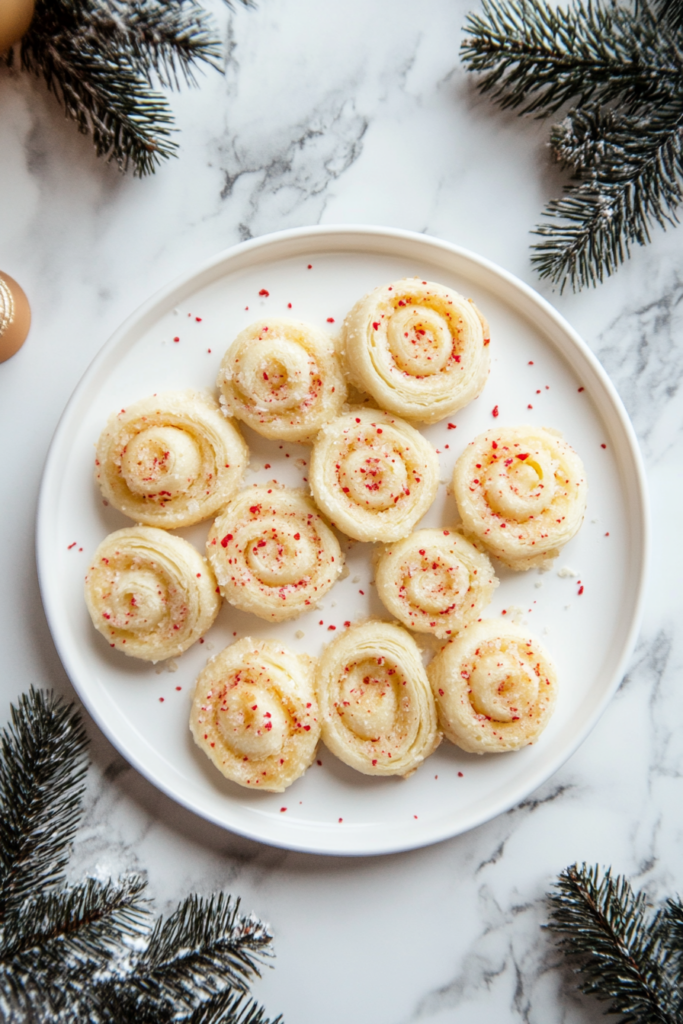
[{"x1": 37, "y1": 226, "x2": 648, "y2": 856}]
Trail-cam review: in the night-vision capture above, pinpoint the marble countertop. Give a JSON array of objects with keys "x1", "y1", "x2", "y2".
[{"x1": 1, "y1": 0, "x2": 682, "y2": 1020}]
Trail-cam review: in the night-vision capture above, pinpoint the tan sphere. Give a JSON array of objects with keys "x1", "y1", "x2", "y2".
[
  {"x1": 0, "y1": 272, "x2": 31, "y2": 363},
  {"x1": 0, "y1": 0, "x2": 35, "y2": 53}
]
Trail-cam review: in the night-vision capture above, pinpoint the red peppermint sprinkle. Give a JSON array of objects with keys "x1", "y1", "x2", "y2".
[
  {"x1": 259, "y1": 289, "x2": 269, "y2": 297},
  {"x1": 492, "y1": 405, "x2": 499, "y2": 418},
  {"x1": 221, "y1": 534, "x2": 232, "y2": 547}
]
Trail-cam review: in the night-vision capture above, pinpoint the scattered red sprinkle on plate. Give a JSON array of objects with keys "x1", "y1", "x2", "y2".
[
  {"x1": 578, "y1": 585, "x2": 584, "y2": 595},
  {"x1": 280, "y1": 807, "x2": 287, "y2": 813},
  {"x1": 195, "y1": 317, "x2": 202, "y2": 322},
  {"x1": 578, "y1": 386, "x2": 585, "y2": 392},
  {"x1": 287, "y1": 302, "x2": 292, "y2": 308},
  {"x1": 176, "y1": 686, "x2": 182, "y2": 691},
  {"x1": 67, "y1": 542, "x2": 76, "y2": 550},
  {"x1": 528, "y1": 404, "x2": 533, "y2": 409},
  {"x1": 413, "y1": 815, "x2": 418, "y2": 819},
  {"x1": 327, "y1": 317, "x2": 335, "y2": 323},
  {"x1": 259, "y1": 289, "x2": 269, "y2": 297},
  {"x1": 492, "y1": 405, "x2": 499, "y2": 418},
  {"x1": 338, "y1": 817, "x2": 343, "y2": 823},
  {"x1": 327, "y1": 625, "x2": 336, "y2": 631},
  {"x1": 458, "y1": 771, "x2": 463, "y2": 777},
  {"x1": 605, "y1": 532, "x2": 610, "y2": 537},
  {"x1": 601, "y1": 443, "x2": 607, "y2": 449},
  {"x1": 307, "y1": 264, "x2": 312, "y2": 269},
  {"x1": 528, "y1": 360, "x2": 534, "y2": 365},
  {"x1": 447, "y1": 422, "x2": 456, "y2": 429},
  {"x1": 159, "y1": 697, "x2": 165, "y2": 703},
  {"x1": 173, "y1": 337, "x2": 179, "y2": 343},
  {"x1": 317, "y1": 760, "x2": 322, "y2": 766}
]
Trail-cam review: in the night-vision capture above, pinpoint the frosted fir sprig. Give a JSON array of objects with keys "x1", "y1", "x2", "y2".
[
  {"x1": 0, "y1": 688, "x2": 281, "y2": 1024},
  {"x1": 461, "y1": 0, "x2": 683, "y2": 290},
  {"x1": 548, "y1": 863, "x2": 683, "y2": 1022},
  {"x1": 1, "y1": 0, "x2": 255, "y2": 176}
]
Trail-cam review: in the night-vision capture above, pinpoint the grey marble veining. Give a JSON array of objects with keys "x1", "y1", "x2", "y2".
[{"x1": 2, "y1": 0, "x2": 683, "y2": 1021}]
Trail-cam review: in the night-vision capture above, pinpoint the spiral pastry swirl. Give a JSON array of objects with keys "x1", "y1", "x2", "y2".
[
  {"x1": 84, "y1": 527, "x2": 221, "y2": 661},
  {"x1": 217, "y1": 318, "x2": 347, "y2": 442},
  {"x1": 309, "y1": 408, "x2": 439, "y2": 542},
  {"x1": 375, "y1": 529, "x2": 498, "y2": 639},
  {"x1": 427, "y1": 619, "x2": 557, "y2": 753},
  {"x1": 206, "y1": 486, "x2": 343, "y2": 622},
  {"x1": 315, "y1": 621, "x2": 441, "y2": 777},
  {"x1": 96, "y1": 391, "x2": 248, "y2": 528},
  {"x1": 341, "y1": 278, "x2": 490, "y2": 424},
  {"x1": 452, "y1": 425, "x2": 588, "y2": 570},
  {"x1": 190, "y1": 638, "x2": 320, "y2": 792}
]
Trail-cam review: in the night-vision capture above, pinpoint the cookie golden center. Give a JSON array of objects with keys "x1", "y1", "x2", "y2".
[
  {"x1": 468, "y1": 648, "x2": 539, "y2": 722},
  {"x1": 121, "y1": 426, "x2": 201, "y2": 496},
  {"x1": 216, "y1": 683, "x2": 290, "y2": 759},
  {"x1": 338, "y1": 660, "x2": 402, "y2": 740},
  {"x1": 484, "y1": 451, "x2": 558, "y2": 521},
  {"x1": 386, "y1": 305, "x2": 454, "y2": 376}
]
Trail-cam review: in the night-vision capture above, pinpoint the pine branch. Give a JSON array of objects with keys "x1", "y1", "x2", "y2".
[
  {"x1": 131, "y1": 894, "x2": 273, "y2": 1006},
  {"x1": 547, "y1": 863, "x2": 678, "y2": 1024},
  {"x1": 461, "y1": 0, "x2": 682, "y2": 117},
  {"x1": 531, "y1": 102, "x2": 683, "y2": 289},
  {"x1": 87, "y1": 1, "x2": 226, "y2": 90},
  {"x1": 0, "y1": 689, "x2": 281, "y2": 1023},
  {"x1": 3, "y1": 0, "x2": 256, "y2": 175},
  {"x1": 0, "y1": 876, "x2": 151, "y2": 1019},
  {"x1": 18, "y1": 2, "x2": 178, "y2": 176},
  {"x1": 0, "y1": 688, "x2": 88, "y2": 927}
]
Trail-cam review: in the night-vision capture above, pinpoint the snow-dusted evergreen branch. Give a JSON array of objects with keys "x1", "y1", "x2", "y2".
[
  {"x1": 0, "y1": 687, "x2": 88, "y2": 925},
  {"x1": 548, "y1": 864, "x2": 683, "y2": 1023},
  {"x1": 0, "y1": 689, "x2": 280, "y2": 1024},
  {"x1": 461, "y1": 0, "x2": 683, "y2": 289},
  {"x1": 2, "y1": 0, "x2": 254, "y2": 175}
]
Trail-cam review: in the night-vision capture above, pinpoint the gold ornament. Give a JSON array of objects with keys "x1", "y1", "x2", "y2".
[
  {"x1": 0, "y1": 272, "x2": 31, "y2": 363},
  {"x1": 0, "y1": 0, "x2": 35, "y2": 53}
]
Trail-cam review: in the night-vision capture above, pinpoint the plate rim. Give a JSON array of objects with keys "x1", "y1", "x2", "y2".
[{"x1": 36, "y1": 224, "x2": 650, "y2": 856}]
